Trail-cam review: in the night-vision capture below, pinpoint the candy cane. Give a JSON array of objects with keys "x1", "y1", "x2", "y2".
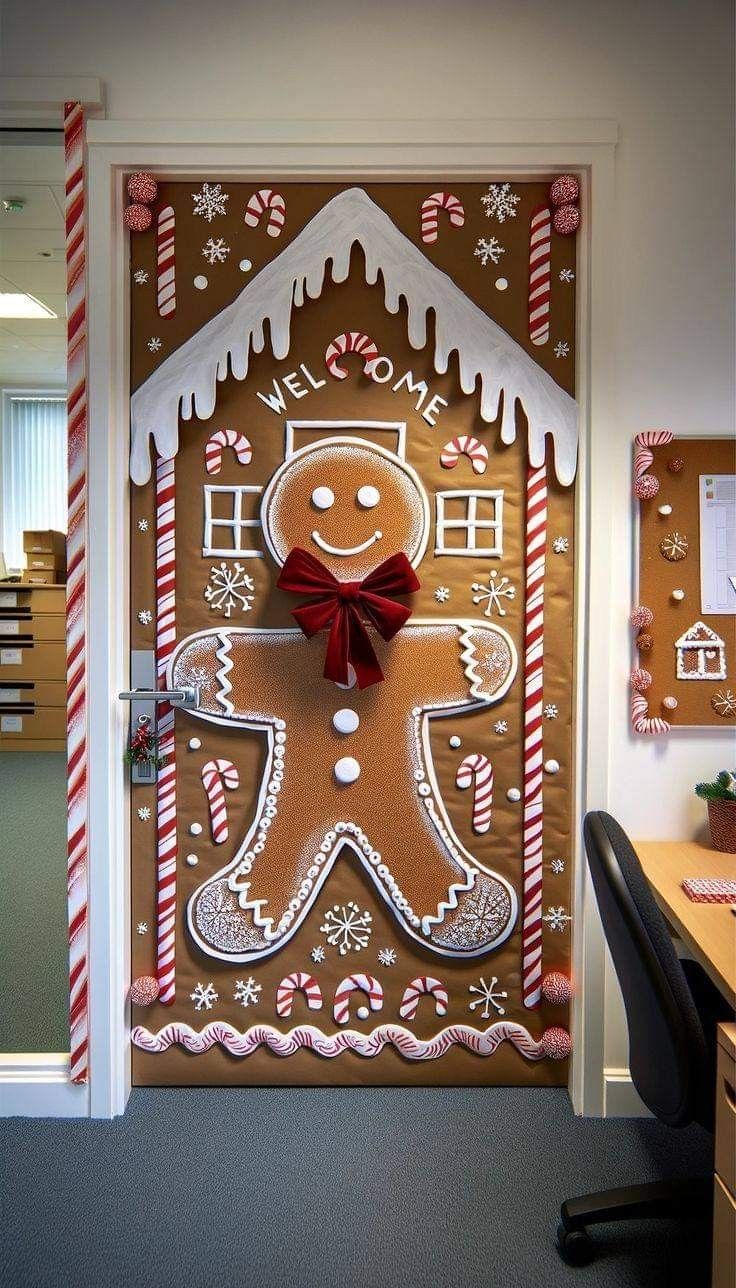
[
  {"x1": 156, "y1": 205, "x2": 176, "y2": 318},
  {"x1": 633, "y1": 429, "x2": 674, "y2": 498},
  {"x1": 522, "y1": 461, "x2": 547, "y2": 1009},
  {"x1": 630, "y1": 692, "x2": 671, "y2": 737},
  {"x1": 205, "y1": 428, "x2": 253, "y2": 476},
  {"x1": 325, "y1": 331, "x2": 379, "y2": 381},
  {"x1": 65, "y1": 101, "x2": 89, "y2": 1084},
  {"x1": 201, "y1": 758, "x2": 239, "y2": 843},
  {"x1": 244, "y1": 187, "x2": 286, "y2": 237},
  {"x1": 155, "y1": 456, "x2": 177, "y2": 1004},
  {"x1": 399, "y1": 976, "x2": 449, "y2": 1021},
  {"x1": 421, "y1": 191, "x2": 465, "y2": 244},
  {"x1": 528, "y1": 205, "x2": 551, "y2": 346},
  {"x1": 440, "y1": 435, "x2": 488, "y2": 476},
  {"x1": 333, "y1": 973, "x2": 383, "y2": 1025},
  {"x1": 455, "y1": 753, "x2": 494, "y2": 834},
  {"x1": 276, "y1": 972, "x2": 323, "y2": 1019}
]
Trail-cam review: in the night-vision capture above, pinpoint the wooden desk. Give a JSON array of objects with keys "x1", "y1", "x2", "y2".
[{"x1": 634, "y1": 840, "x2": 736, "y2": 1009}]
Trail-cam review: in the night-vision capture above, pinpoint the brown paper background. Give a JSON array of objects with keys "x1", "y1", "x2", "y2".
[
  {"x1": 129, "y1": 181, "x2": 577, "y2": 1086},
  {"x1": 637, "y1": 438, "x2": 735, "y2": 727}
]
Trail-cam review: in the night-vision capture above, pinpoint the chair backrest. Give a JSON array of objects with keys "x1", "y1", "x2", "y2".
[{"x1": 583, "y1": 811, "x2": 710, "y2": 1128}]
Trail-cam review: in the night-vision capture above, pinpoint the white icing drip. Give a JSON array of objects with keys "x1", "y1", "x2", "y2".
[{"x1": 130, "y1": 188, "x2": 578, "y2": 485}]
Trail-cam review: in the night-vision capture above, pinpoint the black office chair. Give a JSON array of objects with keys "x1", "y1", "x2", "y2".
[{"x1": 556, "y1": 810, "x2": 731, "y2": 1266}]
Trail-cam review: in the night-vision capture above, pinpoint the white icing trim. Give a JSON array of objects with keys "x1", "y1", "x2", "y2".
[
  {"x1": 435, "y1": 490, "x2": 504, "y2": 557},
  {"x1": 311, "y1": 529, "x2": 382, "y2": 557},
  {"x1": 202, "y1": 484, "x2": 264, "y2": 558},
  {"x1": 129, "y1": 188, "x2": 578, "y2": 486}
]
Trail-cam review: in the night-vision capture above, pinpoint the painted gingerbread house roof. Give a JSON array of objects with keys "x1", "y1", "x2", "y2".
[
  {"x1": 130, "y1": 187, "x2": 578, "y2": 487},
  {"x1": 675, "y1": 621, "x2": 725, "y2": 648}
]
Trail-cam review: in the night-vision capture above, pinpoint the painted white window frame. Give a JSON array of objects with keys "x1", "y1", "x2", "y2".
[
  {"x1": 434, "y1": 489, "x2": 504, "y2": 557},
  {"x1": 0, "y1": 110, "x2": 620, "y2": 1118},
  {"x1": 202, "y1": 484, "x2": 264, "y2": 557}
]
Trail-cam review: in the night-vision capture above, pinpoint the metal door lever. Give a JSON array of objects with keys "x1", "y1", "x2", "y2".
[{"x1": 118, "y1": 686, "x2": 200, "y2": 709}]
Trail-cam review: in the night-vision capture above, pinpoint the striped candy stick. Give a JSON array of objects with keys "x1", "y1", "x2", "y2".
[
  {"x1": 420, "y1": 191, "x2": 465, "y2": 244},
  {"x1": 65, "y1": 100, "x2": 89, "y2": 1085},
  {"x1": 630, "y1": 691, "x2": 671, "y2": 737},
  {"x1": 333, "y1": 973, "x2": 383, "y2": 1025},
  {"x1": 156, "y1": 206, "x2": 176, "y2": 318},
  {"x1": 204, "y1": 428, "x2": 253, "y2": 476},
  {"x1": 201, "y1": 758, "x2": 239, "y2": 843},
  {"x1": 439, "y1": 435, "x2": 489, "y2": 475},
  {"x1": 522, "y1": 461, "x2": 547, "y2": 1009},
  {"x1": 276, "y1": 972, "x2": 323, "y2": 1019},
  {"x1": 633, "y1": 429, "x2": 674, "y2": 481},
  {"x1": 455, "y1": 753, "x2": 494, "y2": 834},
  {"x1": 324, "y1": 331, "x2": 379, "y2": 380},
  {"x1": 244, "y1": 188, "x2": 286, "y2": 237},
  {"x1": 528, "y1": 205, "x2": 551, "y2": 345},
  {"x1": 155, "y1": 457, "x2": 177, "y2": 1004},
  {"x1": 398, "y1": 976, "x2": 449, "y2": 1021}
]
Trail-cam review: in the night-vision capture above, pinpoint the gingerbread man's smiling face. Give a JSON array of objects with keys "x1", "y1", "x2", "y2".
[{"x1": 261, "y1": 438, "x2": 430, "y2": 578}]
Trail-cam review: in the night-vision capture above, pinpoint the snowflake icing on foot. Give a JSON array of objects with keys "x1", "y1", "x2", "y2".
[
  {"x1": 192, "y1": 182, "x2": 229, "y2": 222},
  {"x1": 481, "y1": 183, "x2": 521, "y2": 223},
  {"x1": 133, "y1": 269, "x2": 149, "y2": 285},
  {"x1": 378, "y1": 947, "x2": 397, "y2": 968},
  {"x1": 468, "y1": 976, "x2": 507, "y2": 1019},
  {"x1": 204, "y1": 562, "x2": 255, "y2": 618},
  {"x1": 147, "y1": 337, "x2": 162, "y2": 353},
  {"x1": 552, "y1": 536, "x2": 569, "y2": 554},
  {"x1": 434, "y1": 586, "x2": 450, "y2": 604},
  {"x1": 554, "y1": 341, "x2": 570, "y2": 359},
  {"x1": 474, "y1": 236, "x2": 505, "y2": 267},
  {"x1": 310, "y1": 945, "x2": 326, "y2": 964},
  {"x1": 190, "y1": 981, "x2": 218, "y2": 1011},
  {"x1": 202, "y1": 237, "x2": 230, "y2": 264},
  {"x1": 320, "y1": 902, "x2": 372, "y2": 956},
  {"x1": 543, "y1": 905, "x2": 572, "y2": 932},
  {"x1": 233, "y1": 977, "x2": 262, "y2": 1008},
  {"x1": 472, "y1": 570, "x2": 516, "y2": 617}
]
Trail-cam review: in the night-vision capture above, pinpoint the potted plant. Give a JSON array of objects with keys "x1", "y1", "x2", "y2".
[{"x1": 694, "y1": 770, "x2": 736, "y2": 853}]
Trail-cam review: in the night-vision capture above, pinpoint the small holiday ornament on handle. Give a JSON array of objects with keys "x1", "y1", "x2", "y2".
[{"x1": 125, "y1": 715, "x2": 166, "y2": 772}]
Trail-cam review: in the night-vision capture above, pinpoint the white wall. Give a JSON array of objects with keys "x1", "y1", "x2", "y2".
[{"x1": 1, "y1": 0, "x2": 733, "y2": 1093}]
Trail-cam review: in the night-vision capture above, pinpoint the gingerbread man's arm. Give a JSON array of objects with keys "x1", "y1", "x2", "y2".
[
  {"x1": 396, "y1": 620, "x2": 518, "y2": 710},
  {"x1": 169, "y1": 627, "x2": 310, "y2": 728}
]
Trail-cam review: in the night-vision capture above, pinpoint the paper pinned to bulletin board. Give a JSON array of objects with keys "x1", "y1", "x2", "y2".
[{"x1": 633, "y1": 435, "x2": 736, "y2": 730}]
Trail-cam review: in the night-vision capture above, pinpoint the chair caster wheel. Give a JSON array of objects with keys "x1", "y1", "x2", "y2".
[{"x1": 556, "y1": 1222, "x2": 594, "y2": 1266}]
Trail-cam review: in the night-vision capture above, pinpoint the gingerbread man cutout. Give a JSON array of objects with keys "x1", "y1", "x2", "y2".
[{"x1": 171, "y1": 436, "x2": 518, "y2": 963}]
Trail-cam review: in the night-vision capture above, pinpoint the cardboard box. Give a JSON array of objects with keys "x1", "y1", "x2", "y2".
[
  {"x1": 21, "y1": 570, "x2": 64, "y2": 586},
  {"x1": 0, "y1": 640, "x2": 66, "y2": 680},
  {"x1": 25, "y1": 553, "x2": 66, "y2": 573},
  {"x1": 0, "y1": 706, "x2": 67, "y2": 741},
  {"x1": 22, "y1": 530, "x2": 66, "y2": 556}
]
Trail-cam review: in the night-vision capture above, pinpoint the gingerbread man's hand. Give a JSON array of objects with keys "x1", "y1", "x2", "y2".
[
  {"x1": 169, "y1": 628, "x2": 309, "y2": 728},
  {"x1": 397, "y1": 620, "x2": 517, "y2": 711}
]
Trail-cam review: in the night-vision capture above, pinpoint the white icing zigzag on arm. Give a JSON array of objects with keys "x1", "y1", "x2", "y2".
[
  {"x1": 215, "y1": 632, "x2": 234, "y2": 716},
  {"x1": 459, "y1": 624, "x2": 488, "y2": 701}
]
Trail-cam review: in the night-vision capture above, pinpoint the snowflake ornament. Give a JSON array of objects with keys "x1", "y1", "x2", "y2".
[
  {"x1": 320, "y1": 902, "x2": 373, "y2": 956},
  {"x1": 559, "y1": 268, "x2": 575, "y2": 283},
  {"x1": 472, "y1": 570, "x2": 516, "y2": 617},
  {"x1": 434, "y1": 586, "x2": 451, "y2": 604},
  {"x1": 468, "y1": 975, "x2": 507, "y2": 1019},
  {"x1": 204, "y1": 562, "x2": 255, "y2": 618},
  {"x1": 136, "y1": 922, "x2": 148, "y2": 935},
  {"x1": 494, "y1": 720, "x2": 508, "y2": 734},
  {"x1": 233, "y1": 977, "x2": 262, "y2": 1008},
  {"x1": 378, "y1": 947, "x2": 397, "y2": 968},
  {"x1": 137, "y1": 609, "x2": 152, "y2": 626},
  {"x1": 554, "y1": 341, "x2": 570, "y2": 359},
  {"x1": 202, "y1": 237, "x2": 230, "y2": 264},
  {"x1": 310, "y1": 945, "x2": 326, "y2": 964},
  {"x1": 147, "y1": 337, "x2": 162, "y2": 353},
  {"x1": 137, "y1": 806, "x2": 151, "y2": 822},
  {"x1": 190, "y1": 981, "x2": 219, "y2": 1011},
  {"x1": 544, "y1": 704, "x2": 559, "y2": 720},
  {"x1": 552, "y1": 536, "x2": 569, "y2": 554},
  {"x1": 137, "y1": 518, "x2": 149, "y2": 532},
  {"x1": 481, "y1": 183, "x2": 520, "y2": 223},
  {"x1": 550, "y1": 858, "x2": 566, "y2": 875},
  {"x1": 474, "y1": 236, "x2": 505, "y2": 267},
  {"x1": 192, "y1": 182, "x2": 229, "y2": 222},
  {"x1": 543, "y1": 905, "x2": 572, "y2": 933},
  {"x1": 712, "y1": 689, "x2": 736, "y2": 717},
  {"x1": 133, "y1": 269, "x2": 149, "y2": 285}
]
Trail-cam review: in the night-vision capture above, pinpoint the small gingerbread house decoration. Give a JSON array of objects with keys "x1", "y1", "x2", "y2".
[{"x1": 675, "y1": 621, "x2": 726, "y2": 680}]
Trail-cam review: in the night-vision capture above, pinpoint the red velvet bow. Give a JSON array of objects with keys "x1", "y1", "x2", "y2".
[{"x1": 277, "y1": 546, "x2": 420, "y2": 688}]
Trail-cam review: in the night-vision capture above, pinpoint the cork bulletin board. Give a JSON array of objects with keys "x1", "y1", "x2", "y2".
[
  {"x1": 125, "y1": 177, "x2": 581, "y2": 1086},
  {"x1": 634, "y1": 435, "x2": 735, "y2": 729}
]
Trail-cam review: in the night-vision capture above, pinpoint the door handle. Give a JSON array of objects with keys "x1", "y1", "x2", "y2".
[{"x1": 118, "y1": 686, "x2": 200, "y2": 709}]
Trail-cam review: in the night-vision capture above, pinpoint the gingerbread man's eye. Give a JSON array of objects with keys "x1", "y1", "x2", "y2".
[
  {"x1": 357, "y1": 485, "x2": 380, "y2": 509},
  {"x1": 311, "y1": 486, "x2": 335, "y2": 510}
]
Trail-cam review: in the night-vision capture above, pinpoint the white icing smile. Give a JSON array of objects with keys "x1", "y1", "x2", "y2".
[{"x1": 311, "y1": 529, "x2": 383, "y2": 557}]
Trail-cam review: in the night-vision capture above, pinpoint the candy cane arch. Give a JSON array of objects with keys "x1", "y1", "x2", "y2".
[
  {"x1": 244, "y1": 187, "x2": 286, "y2": 238},
  {"x1": 155, "y1": 456, "x2": 177, "y2": 1004},
  {"x1": 204, "y1": 428, "x2": 253, "y2": 476},
  {"x1": 528, "y1": 205, "x2": 551, "y2": 346},
  {"x1": 399, "y1": 977, "x2": 449, "y2": 1021},
  {"x1": 276, "y1": 972, "x2": 323, "y2": 1019},
  {"x1": 201, "y1": 758, "x2": 239, "y2": 843},
  {"x1": 156, "y1": 205, "x2": 176, "y2": 318},
  {"x1": 420, "y1": 191, "x2": 465, "y2": 244},
  {"x1": 333, "y1": 973, "x2": 383, "y2": 1025},
  {"x1": 325, "y1": 331, "x2": 379, "y2": 381},
  {"x1": 630, "y1": 691, "x2": 671, "y2": 737},
  {"x1": 522, "y1": 461, "x2": 547, "y2": 1009},
  {"x1": 440, "y1": 435, "x2": 488, "y2": 476},
  {"x1": 455, "y1": 753, "x2": 494, "y2": 834},
  {"x1": 65, "y1": 101, "x2": 89, "y2": 1084}
]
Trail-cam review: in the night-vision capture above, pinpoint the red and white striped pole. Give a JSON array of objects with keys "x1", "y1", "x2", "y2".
[
  {"x1": 155, "y1": 457, "x2": 177, "y2": 1004},
  {"x1": 156, "y1": 206, "x2": 176, "y2": 318},
  {"x1": 65, "y1": 100, "x2": 89, "y2": 1085},
  {"x1": 528, "y1": 205, "x2": 551, "y2": 346},
  {"x1": 521, "y1": 460, "x2": 547, "y2": 1009}
]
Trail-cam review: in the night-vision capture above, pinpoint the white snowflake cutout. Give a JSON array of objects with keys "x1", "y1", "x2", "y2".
[
  {"x1": 554, "y1": 340, "x2": 570, "y2": 359},
  {"x1": 471, "y1": 571, "x2": 516, "y2": 617},
  {"x1": 192, "y1": 182, "x2": 229, "y2": 222},
  {"x1": 434, "y1": 586, "x2": 451, "y2": 604},
  {"x1": 474, "y1": 236, "x2": 505, "y2": 267},
  {"x1": 377, "y1": 947, "x2": 397, "y2": 968},
  {"x1": 550, "y1": 858, "x2": 566, "y2": 875},
  {"x1": 494, "y1": 720, "x2": 508, "y2": 734},
  {"x1": 320, "y1": 902, "x2": 372, "y2": 956},
  {"x1": 552, "y1": 536, "x2": 569, "y2": 554},
  {"x1": 190, "y1": 981, "x2": 219, "y2": 1011},
  {"x1": 133, "y1": 269, "x2": 149, "y2": 285},
  {"x1": 147, "y1": 337, "x2": 162, "y2": 353},
  {"x1": 544, "y1": 704, "x2": 559, "y2": 719},
  {"x1": 202, "y1": 237, "x2": 231, "y2": 264},
  {"x1": 310, "y1": 945, "x2": 326, "y2": 964},
  {"x1": 137, "y1": 518, "x2": 149, "y2": 532},
  {"x1": 481, "y1": 183, "x2": 520, "y2": 223},
  {"x1": 543, "y1": 905, "x2": 572, "y2": 933},
  {"x1": 136, "y1": 922, "x2": 148, "y2": 935},
  {"x1": 233, "y1": 977, "x2": 262, "y2": 1008},
  {"x1": 204, "y1": 562, "x2": 255, "y2": 618},
  {"x1": 559, "y1": 268, "x2": 575, "y2": 283},
  {"x1": 137, "y1": 609, "x2": 152, "y2": 626},
  {"x1": 137, "y1": 806, "x2": 151, "y2": 822},
  {"x1": 468, "y1": 976, "x2": 507, "y2": 1019}
]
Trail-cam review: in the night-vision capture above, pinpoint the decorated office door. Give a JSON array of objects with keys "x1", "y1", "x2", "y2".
[{"x1": 127, "y1": 178, "x2": 579, "y2": 1086}]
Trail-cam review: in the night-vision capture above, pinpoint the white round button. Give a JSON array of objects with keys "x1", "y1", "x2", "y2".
[
  {"x1": 333, "y1": 708, "x2": 359, "y2": 735},
  {"x1": 186, "y1": 854, "x2": 199, "y2": 867},
  {"x1": 189, "y1": 821, "x2": 203, "y2": 836},
  {"x1": 507, "y1": 787, "x2": 521, "y2": 802},
  {"x1": 449, "y1": 735, "x2": 462, "y2": 749},
  {"x1": 334, "y1": 756, "x2": 361, "y2": 784},
  {"x1": 357, "y1": 485, "x2": 380, "y2": 509},
  {"x1": 356, "y1": 1005, "x2": 370, "y2": 1020},
  {"x1": 188, "y1": 737, "x2": 201, "y2": 751},
  {"x1": 544, "y1": 759, "x2": 560, "y2": 775},
  {"x1": 311, "y1": 486, "x2": 334, "y2": 510}
]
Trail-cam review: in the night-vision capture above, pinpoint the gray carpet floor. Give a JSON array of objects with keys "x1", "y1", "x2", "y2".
[{"x1": 1, "y1": 1087, "x2": 714, "y2": 1288}]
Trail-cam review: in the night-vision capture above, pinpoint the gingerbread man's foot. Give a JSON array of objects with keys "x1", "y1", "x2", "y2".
[
  {"x1": 188, "y1": 878, "x2": 272, "y2": 959},
  {"x1": 425, "y1": 870, "x2": 516, "y2": 955}
]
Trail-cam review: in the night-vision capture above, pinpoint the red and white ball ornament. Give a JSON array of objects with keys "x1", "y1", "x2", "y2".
[
  {"x1": 127, "y1": 171, "x2": 158, "y2": 204},
  {"x1": 634, "y1": 474, "x2": 660, "y2": 501},
  {"x1": 552, "y1": 204, "x2": 580, "y2": 237},
  {"x1": 129, "y1": 975, "x2": 160, "y2": 1006},
  {"x1": 630, "y1": 667, "x2": 652, "y2": 692},
  {"x1": 124, "y1": 203, "x2": 153, "y2": 233},
  {"x1": 541, "y1": 1026, "x2": 572, "y2": 1060},
  {"x1": 541, "y1": 971, "x2": 572, "y2": 1005},
  {"x1": 630, "y1": 605, "x2": 654, "y2": 631},
  {"x1": 549, "y1": 174, "x2": 580, "y2": 207}
]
